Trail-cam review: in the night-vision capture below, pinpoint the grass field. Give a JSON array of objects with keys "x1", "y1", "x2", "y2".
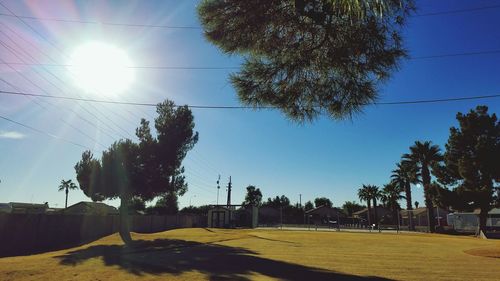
[{"x1": 1, "y1": 228, "x2": 499, "y2": 281}]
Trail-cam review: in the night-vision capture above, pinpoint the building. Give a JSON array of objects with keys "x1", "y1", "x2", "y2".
[
  {"x1": 400, "y1": 207, "x2": 450, "y2": 227},
  {"x1": 447, "y1": 208, "x2": 500, "y2": 232},
  {"x1": 4, "y1": 202, "x2": 49, "y2": 214},
  {"x1": 305, "y1": 205, "x2": 345, "y2": 225},
  {"x1": 353, "y1": 206, "x2": 391, "y2": 225},
  {"x1": 62, "y1": 201, "x2": 119, "y2": 215}
]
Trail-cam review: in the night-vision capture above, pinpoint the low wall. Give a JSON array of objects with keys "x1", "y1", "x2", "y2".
[{"x1": 0, "y1": 213, "x2": 207, "y2": 257}]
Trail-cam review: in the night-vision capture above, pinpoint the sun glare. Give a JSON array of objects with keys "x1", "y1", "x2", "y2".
[{"x1": 69, "y1": 42, "x2": 135, "y2": 96}]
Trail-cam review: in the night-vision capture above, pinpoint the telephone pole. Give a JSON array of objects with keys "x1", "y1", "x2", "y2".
[
  {"x1": 299, "y1": 194, "x2": 302, "y2": 207},
  {"x1": 226, "y1": 176, "x2": 232, "y2": 206},
  {"x1": 216, "y1": 175, "x2": 220, "y2": 206}
]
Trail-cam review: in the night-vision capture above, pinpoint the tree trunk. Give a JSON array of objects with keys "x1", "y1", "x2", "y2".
[
  {"x1": 366, "y1": 201, "x2": 372, "y2": 226},
  {"x1": 373, "y1": 198, "x2": 378, "y2": 227},
  {"x1": 422, "y1": 165, "x2": 435, "y2": 233},
  {"x1": 393, "y1": 208, "x2": 398, "y2": 225},
  {"x1": 119, "y1": 196, "x2": 133, "y2": 245},
  {"x1": 424, "y1": 192, "x2": 435, "y2": 233},
  {"x1": 405, "y1": 181, "x2": 414, "y2": 231},
  {"x1": 478, "y1": 208, "x2": 488, "y2": 235},
  {"x1": 65, "y1": 189, "x2": 69, "y2": 209}
]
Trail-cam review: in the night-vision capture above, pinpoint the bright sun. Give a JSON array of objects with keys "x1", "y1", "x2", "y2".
[{"x1": 69, "y1": 42, "x2": 135, "y2": 96}]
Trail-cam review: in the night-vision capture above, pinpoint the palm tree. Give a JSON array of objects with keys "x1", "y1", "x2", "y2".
[
  {"x1": 358, "y1": 185, "x2": 372, "y2": 226},
  {"x1": 403, "y1": 141, "x2": 443, "y2": 233},
  {"x1": 58, "y1": 179, "x2": 78, "y2": 209},
  {"x1": 381, "y1": 183, "x2": 405, "y2": 225},
  {"x1": 366, "y1": 185, "x2": 382, "y2": 227},
  {"x1": 391, "y1": 160, "x2": 419, "y2": 230}
]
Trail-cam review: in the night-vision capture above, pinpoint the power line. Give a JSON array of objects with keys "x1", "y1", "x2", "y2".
[
  {"x1": 0, "y1": 114, "x2": 91, "y2": 149},
  {"x1": 2, "y1": 47, "x2": 500, "y2": 71},
  {"x1": 0, "y1": 62, "x2": 239, "y2": 70},
  {"x1": 0, "y1": 19, "x2": 136, "y2": 140},
  {"x1": 1, "y1": 89, "x2": 500, "y2": 108},
  {"x1": 411, "y1": 49, "x2": 500, "y2": 60},
  {"x1": 415, "y1": 4, "x2": 500, "y2": 17},
  {"x1": 0, "y1": 12, "x2": 201, "y2": 29}
]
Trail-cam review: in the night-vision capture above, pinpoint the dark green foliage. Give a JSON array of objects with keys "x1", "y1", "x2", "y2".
[
  {"x1": 434, "y1": 106, "x2": 500, "y2": 231},
  {"x1": 314, "y1": 197, "x2": 333, "y2": 208},
  {"x1": 58, "y1": 179, "x2": 78, "y2": 209},
  {"x1": 304, "y1": 200, "x2": 314, "y2": 211},
  {"x1": 127, "y1": 196, "x2": 146, "y2": 213},
  {"x1": 75, "y1": 101, "x2": 197, "y2": 201},
  {"x1": 357, "y1": 185, "x2": 372, "y2": 225},
  {"x1": 403, "y1": 141, "x2": 443, "y2": 233},
  {"x1": 147, "y1": 192, "x2": 179, "y2": 215},
  {"x1": 342, "y1": 201, "x2": 364, "y2": 216},
  {"x1": 242, "y1": 185, "x2": 263, "y2": 207},
  {"x1": 180, "y1": 205, "x2": 211, "y2": 215},
  {"x1": 74, "y1": 100, "x2": 198, "y2": 243},
  {"x1": 263, "y1": 195, "x2": 291, "y2": 208},
  {"x1": 391, "y1": 160, "x2": 419, "y2": 229},
  {"x1": 381, "y1": 183, "x2": 404, "y2": 224},
  {"x1": 198, "y1": 0, "x2": 414, "y2": 121},
  {"x1": 358, "y1": 184, "x2": 381, "y2": 225}
]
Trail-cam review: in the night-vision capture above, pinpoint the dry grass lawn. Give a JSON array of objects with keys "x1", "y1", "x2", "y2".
[{"x1": 0, "y1": 228, "x2": 499, "y2": 281}]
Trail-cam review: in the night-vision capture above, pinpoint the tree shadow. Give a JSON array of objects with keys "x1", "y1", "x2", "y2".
[{"x1": 55, "y1": 238, "x2": 394, "y2": 281}]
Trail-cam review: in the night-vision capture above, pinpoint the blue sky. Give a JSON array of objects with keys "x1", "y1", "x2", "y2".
[{"x1": 0, "y1": 0, "x2": 499, "y2": 209}]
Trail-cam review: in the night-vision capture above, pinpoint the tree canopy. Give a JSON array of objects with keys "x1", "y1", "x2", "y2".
[
  {"x1": 263, "y1": 195, "x2": 291, "y2": 208},
  {"x1": 304, "y1": 200, "x2": 314, "y2": 211},
  {"x1": 342, "y1": 201, "x2": 364, "y2": 216},
  {"x1": 314, "y1": 197, "x2": 333, "y2": 208},
  {"x1": 434, "y1": 106, "x2": 500, "y2": 231},
  {"x1": 198, "y1": 0, "x2": 414, "y2": 121},
  {"x1": 242, "y1": 185, "x2": 263, "y2": 207},
  {"x1": 402, "y1": 141, "x2": 442, "y2": 233},
  {"x1": 74, "y1": 100, "x2": 198, "y2": 243}
]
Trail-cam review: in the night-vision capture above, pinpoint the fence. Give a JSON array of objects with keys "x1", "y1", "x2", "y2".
[{"x1": 0, "y1": 213, "x2": 206, "y2": 257}]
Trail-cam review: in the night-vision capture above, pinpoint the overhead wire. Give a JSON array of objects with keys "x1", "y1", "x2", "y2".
[
  {"x1": 1, "y1": 89, "x2": 499, "y2": 108},
  {"x1": 0, "y1": 114, "x2": 91, "y2": 150},
  {"x1": 0, "y1": 15, "x2": 137, "y2": 140}
]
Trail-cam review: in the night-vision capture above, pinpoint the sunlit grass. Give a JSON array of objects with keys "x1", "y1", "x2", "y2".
[{"x1": 0, "y1": 228, "x2": 499, "y2": 280}]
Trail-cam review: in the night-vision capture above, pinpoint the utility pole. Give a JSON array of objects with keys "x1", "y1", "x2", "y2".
[
  {"x1": 226, "y1": 176, "x2": 232, "y2": 207},
  {"x1": 299, "y1": 194, "x2": 302, "y2": 207},
  {"x1": 216, "y1": 175, "x2": 220, "y2": 206}
]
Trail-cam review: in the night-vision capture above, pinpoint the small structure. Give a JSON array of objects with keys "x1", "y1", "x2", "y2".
[
  {"x1": 63, "y1": 201, "x2": 118, "y2": 215},
  {"x1": 7, "y1": 202, "x2": 48, "y2": 214},
  {"x1": 208, "y1": 206, "x2": 231, "y2": 228},
  {"x1": 207, "y1": 205, "x2": 258, "y2": 228},
  {"x1": 306, "y1": 205, "x2": 345, "y2": 226}
]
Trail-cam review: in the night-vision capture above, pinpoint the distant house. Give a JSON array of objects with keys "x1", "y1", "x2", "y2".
[
  {"x1": 6, "y1": 202, "x2": 48, "y2": 214},
  {"x1": 63, "y1": 201, "x2": 118, "y2": 215},
  {"x1": 400, "y1": 207, "x2": 450, "y2": 227},
  {"x1": 305, "y1": 205, "x2": 345, "y2": 225},
  {"x1": 0, "y1": 203, "x2": 12, "y2": 213},
  {"x1": 447, "y1": 208, "x2": 500, "y2": 231},
  {"x1": 353, "y1": 206, "x2": 391, "y2": 224}
]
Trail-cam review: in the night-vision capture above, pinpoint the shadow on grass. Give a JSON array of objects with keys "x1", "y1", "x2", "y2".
[{"x1": 55, "y1": 239, "x2": 393, "y2": 281}]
